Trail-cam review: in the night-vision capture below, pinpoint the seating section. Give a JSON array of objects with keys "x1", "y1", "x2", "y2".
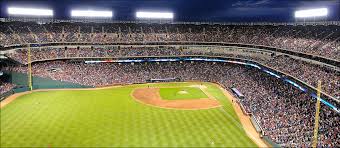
[
  {"x1": 0, "y1": 22, "x2": 339, "y2": 60},
  {"x1": 0, "y1": 80, "x2": 15, "y2": 94},
  {"x1": 6, "y1": 47, "x2": 339, "y2": 99}
]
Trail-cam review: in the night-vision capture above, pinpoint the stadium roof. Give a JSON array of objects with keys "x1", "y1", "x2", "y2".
[{"x1": 0, "y1": 0, "x2": 339, "y2": 22}]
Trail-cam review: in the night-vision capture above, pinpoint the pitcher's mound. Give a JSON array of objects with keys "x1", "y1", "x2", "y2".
[
  {"x1": 132, "y1": 88, "x2": 221, "y2": 110},
  {"x1": 177, "y1": 90, "x2": 188, "y2": 94}
]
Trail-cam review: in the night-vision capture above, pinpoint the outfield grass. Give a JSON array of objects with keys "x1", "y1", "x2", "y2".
[
  {"x1": 159, "y1": 87, "x2": 208, "y2": 100},
  {"x1": 0, "y1": 82, "x2": 256, "y2": 147}
]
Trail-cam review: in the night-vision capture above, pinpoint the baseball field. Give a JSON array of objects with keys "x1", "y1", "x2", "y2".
[{"x1": 1, "y1": 82, "x2": 262, "y2": 147}]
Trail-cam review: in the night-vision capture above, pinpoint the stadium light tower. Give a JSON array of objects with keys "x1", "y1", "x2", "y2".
[
  {"x1": 295, "y1": 8, "x2": 328, "y2": 18},
  {"x1": 136, "y1": 11, "x2": 174, "y2": 19},
  {"x1": 7, "y1": 7, "x2": 53, "y2": 17},
  {"x1": 294, "y1": 8, "x2": 328, "y2": 22},
  {"x1": 71, "y1": 10, "x2": 113, "y2": 18}
]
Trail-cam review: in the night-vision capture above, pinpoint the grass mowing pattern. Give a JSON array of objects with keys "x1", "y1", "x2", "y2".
[
  {"x1": 159, "y1": 87, "x2": 208, "y2": 100},
  {"x1": 0, "y1": 82, "x2": 256, "y2": 147}
]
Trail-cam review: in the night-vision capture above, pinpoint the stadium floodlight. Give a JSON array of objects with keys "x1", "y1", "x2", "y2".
[
  {"x1": 136, "y1": 11, "x2": 174, "y2": 19},
  {"x1": 7, "y1": 7, "x2": 53, "y2": 16},
  {"x1": 294, "y1": 8, "x2": 328, "y2": 18},
  {"x1": 71, "y1": 10, "x2": 113, "y2": 18}
]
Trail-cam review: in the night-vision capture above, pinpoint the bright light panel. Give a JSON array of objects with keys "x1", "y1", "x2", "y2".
[
  {"x1": 295, "y1": 8, "x2": 328, "y2": 18},
  {"x1": 71, "y1": 10, "x2": 113, "y2": 18},
  {"x1": 7, "y1": 7, "x2": 53, "y2": 16},
  {"x1": 136, "y1": 11, "x2": 174, "y2": 19}
]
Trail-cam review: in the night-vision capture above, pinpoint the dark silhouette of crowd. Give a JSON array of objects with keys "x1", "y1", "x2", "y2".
[
  {"x1": 4, "y1": 60, "x2": 339, "y2": 147},
  {"x1": 0, "y1": 22, "x2": 339, "y2": 60}
]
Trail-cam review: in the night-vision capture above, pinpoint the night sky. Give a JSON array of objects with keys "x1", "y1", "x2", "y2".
[{"x1": 0, "y1": 0, "x2": 339, "y2": 22}]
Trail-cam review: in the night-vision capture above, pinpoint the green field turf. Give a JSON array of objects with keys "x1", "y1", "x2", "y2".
[
  {"x1": 159, "y1": 87, "x2": 208, "y2": 100},
  {"x1": 0, "y1": 82, "x2": 256, "y2": 147}
]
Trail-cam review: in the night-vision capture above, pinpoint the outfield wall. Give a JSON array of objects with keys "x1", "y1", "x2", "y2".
[
  {"x1": 0, "y1": 71, "x2": 92, "y2": 100},
  {"x1": 7, "y1": 71, "x2": 92, "y2": 89}
]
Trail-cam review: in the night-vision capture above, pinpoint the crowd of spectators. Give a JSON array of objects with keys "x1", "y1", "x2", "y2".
[
  {"x1": 6, "y1": 46, "x2": 267, "y2": 64},
  {"x1": 0, "y1": 81, "x2": 15, "y2": 95},
  {"x1": 265, "y1": 55, "x2": 339, "y2": 98},
  {"x1": 0, "y1": 22, "x2": 339, "y2": 60},
  {"x1": 3, "y1": 60, "x2": 339, "y2": 147},
  {"x1": 6, "y1": 46, "x2": 338, "y2": 99}
]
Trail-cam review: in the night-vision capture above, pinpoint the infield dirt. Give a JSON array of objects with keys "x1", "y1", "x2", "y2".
[{"x1": 132, "y1": 88, "x2": 221, "y2": 110}]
